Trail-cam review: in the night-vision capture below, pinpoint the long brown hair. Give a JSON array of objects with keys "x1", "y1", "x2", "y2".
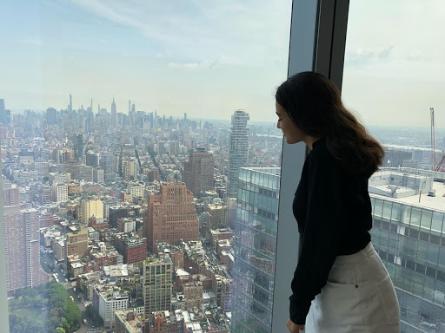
[{"x1": 276, "y1": 71, "x2": 384, "y2": 177}]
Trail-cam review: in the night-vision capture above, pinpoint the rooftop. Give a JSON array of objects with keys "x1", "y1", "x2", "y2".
[
  {"x1": 114, "y1": 310, "x2": 145, "y2": 333},
  {"x1": 103, "y1": 264, "x2": 129, "y2": 277},
  {"x1": 370, "y1": 170, "x2": 445, "y2": 213}
]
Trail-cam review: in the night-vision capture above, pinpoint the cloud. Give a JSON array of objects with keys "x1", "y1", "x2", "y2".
[
  {"x1": 69, "y1": 0, "x2": 291, "y2": 66},
  {"x1": 345, "y1": 46, "x2": 394, "y2": 67}
]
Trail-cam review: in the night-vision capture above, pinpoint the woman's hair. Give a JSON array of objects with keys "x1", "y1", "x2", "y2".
[{"x1": 275, "y1": 71, "x2": 384, "y2": 177}]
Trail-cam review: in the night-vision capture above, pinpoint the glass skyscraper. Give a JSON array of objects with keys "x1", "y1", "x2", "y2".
[
  {"x1": 368, "y1": 169, "x2": 445, "y2": 332},
  {"x1": 232, "y1": 167, "x2": 279, "y2": 333}
]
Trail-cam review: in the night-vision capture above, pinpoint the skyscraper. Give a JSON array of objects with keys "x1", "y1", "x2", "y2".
[
  {"x1": 0, "y1": 98, "x2": 11, "y2": 125},
  {"x1": 73, "y1": 134, "x2": 84, "y2": 161},
  {"x1": 228, "y1": 110, "x2": 249, "y2": 197},
  {"x1": 367, "y1": 169, "x2": 445, "y2": 331},
  {"x1": 232, "y1": 167, "x2": 279, "y2": 333},
  {"x1": 111, "y1": 98, "x2": 117, "y2": 127},
  {"x1": 183, "y1": 148, "x2": 214, "y2": 196},
  {"x1": 86, "y1": 150, "x2": 100, "y2": 167},
  {"x1": 100, "y1": 152, "x2": 116, "y2": 182},
  {"x1": 144, "y1": 182, "x2": 199, "y2": 251},
  {"x1": 143, "y1": 254, "x2": 173, "y2": 317},
  {"x1": 68, "y1": 94, "x2": 73, "y2": 112},
  {"x1": 2, "y1": 185, "x2": 41, "y2": 294}
]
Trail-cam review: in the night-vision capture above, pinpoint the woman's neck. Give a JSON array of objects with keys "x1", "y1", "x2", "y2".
[{"x1": 304, "y1": 136, "x2": 320, "y2": 150}]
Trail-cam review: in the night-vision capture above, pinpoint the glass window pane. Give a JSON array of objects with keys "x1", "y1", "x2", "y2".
[
  {"x1": 401, "y1": 206, "x2": 412, "y2": 224},
  {"x1": 383, "y1": 201, "x2": 392, "y2": 220},
  {"x1": 343, "y1": 0, "x2": 445, "y2": 328},
  {"x1": 0, "y1": 2, "x2": 292, "y2": 332},
  {"x1": 431, "y1": 212, "x2": 444, "y2": 234},
  {"x1": 374, "y1": 199, "x2": 383, "y2": 217},
  {"x1": 391, "y1": 203, "x2": 402, "y2": 222},
  {"x1": 420, "y1": 210, "x2": 432, "y2": 230},
  {"x1": 410, "y1": 208, "x2": 422, "y2": 228}
]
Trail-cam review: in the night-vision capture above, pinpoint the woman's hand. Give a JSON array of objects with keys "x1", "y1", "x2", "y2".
[{"x1": 287, "y1": 319, "x2": 305, "y2": 332}]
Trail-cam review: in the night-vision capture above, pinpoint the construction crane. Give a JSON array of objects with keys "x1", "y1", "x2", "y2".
[
  {"x1": 431, "y1": 107, "x2": 445, "y2": 172},
  {"x1": 435, "y1": 155, "x2": 445, "y2": 172},
  {"x1": 430, "y1": 107, "x2": 436, "y2": 171}
]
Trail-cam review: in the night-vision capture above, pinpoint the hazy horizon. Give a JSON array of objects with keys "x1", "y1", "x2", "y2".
[{"x1": 0, "y1": 0, "x2": 444, "y2": 126}]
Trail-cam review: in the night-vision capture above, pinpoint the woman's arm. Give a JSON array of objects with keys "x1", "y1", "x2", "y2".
[{"x1": 289, "y1": 152, "x2": 343, "y2": 325}]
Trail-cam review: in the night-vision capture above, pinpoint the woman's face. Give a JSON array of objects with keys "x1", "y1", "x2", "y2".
[{"x1": 275, "y1": 102, "x2": 307, "y2": 144}]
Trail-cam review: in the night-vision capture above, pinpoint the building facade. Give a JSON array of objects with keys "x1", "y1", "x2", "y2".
[
  {"x1": 80, "y1": 197, "x2": 104, "y2": 224},
  {"x1": 228, "y1": 110, "x2": 249, "y2": 198},
  {"x1": 183, "y1": 148, "x2": 214, "y2": 196},
  {"x1": 66, "y1": 227, "x2": 89, "y2": 258},
  {"x1": 144, "y1": 182, "x2": 199, "y2": 251},
  {"x1": 232, "y1": 167, "x2": 279, "y2": 333},
  {"x1": 52, "y1": 183, "x2": 68, "y2": 202},
  {"x1": 2, "y1": 185, "x2": 41, "y2": 294},
  {"x1": 143, "y1": 255, "x2": 173, "y2": 317},
  {"x1": 94, "y1": 286, "x2": 129, "y2": 328},
  {"x1": 368, "y1": 169, "x2": 445, "y2": 332}
]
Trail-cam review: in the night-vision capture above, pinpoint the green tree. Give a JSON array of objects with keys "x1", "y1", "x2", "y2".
[
  {"x1": 84, "y1": 304, "x2": 104, "y2": 327},
  {"x1": 9, "y1": 282, "x2": 82, "y2": 333}
]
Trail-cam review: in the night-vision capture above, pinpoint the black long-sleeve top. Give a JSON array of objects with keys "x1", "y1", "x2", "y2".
[{"x1": 289, "y1": 137, "x2": 372, "y2": 325}]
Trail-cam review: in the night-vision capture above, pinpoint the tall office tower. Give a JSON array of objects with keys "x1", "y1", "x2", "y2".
[
  {"x1": 142, "y1": 254, "x2": 173, "y2": 317},
  {"x1": 85, "y1": 150, "x2": 100, "y2": 167},
  {"x1": 80, "y1": 197, "x2": 104, "y2": 224},
  {"x1": 84, "y1": 109, "x2": 94, "y2": 134},
  {"x1": 21, "y1": 209, "x2": 41, "y2": 288},
  {"x1": 144, "y1": 182, "x2": 199, "y2": 251},
  {"x1": 2, "y1": 185, "x2": 41, "y2": 293},
  {"x1": 46, "y1": 107, "x2": 57, "y2": 125},
  {"x1": 99, "y1": 152, "x2": 116, "y2": 182},
  {"x1": 73, "y1": 134, "x2": 84, "y2": 161},
  {"x1": 228, "y1": 110, "x2": 249, "y2": 197},
  {"x1": 0, "y1": 98, "x2": 11, "y2": 125},
  {"x1": 68, "y1": 94, "x2": 73, "y2": 112},
  {"x1": 232, "y1": 167, "x2": 280, "y2": 333},
  {"x1": 367, "y1": 170, "x2": 445, "y2": 331},
  {"x1": 111, "y1": 97, "x2": 117, "y2": 127},
  {"x1": 183, "y1": 148, "x2": 214, "y2": 196}
]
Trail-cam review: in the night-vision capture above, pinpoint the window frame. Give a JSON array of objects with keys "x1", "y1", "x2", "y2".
[{"x1": 271, "y1": 0, "x2": 350, "y2": 331}]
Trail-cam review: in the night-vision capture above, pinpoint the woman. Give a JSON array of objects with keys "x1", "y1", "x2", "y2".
[{"x1": 275, "y1": 72, "x2": 400, "y2": 333}]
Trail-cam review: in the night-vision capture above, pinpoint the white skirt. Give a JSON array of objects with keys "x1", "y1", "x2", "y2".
[{"x1": 304, "y1": 242, "x2": 400, "y2": 333}]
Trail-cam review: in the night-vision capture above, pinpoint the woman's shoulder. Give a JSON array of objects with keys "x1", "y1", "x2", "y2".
[
  {"x1": 306, "y1": 139, "x2": 347, "y2": 178},
  {"x1": 307, "y1": 139, "x2": 335, "y2": 164}
]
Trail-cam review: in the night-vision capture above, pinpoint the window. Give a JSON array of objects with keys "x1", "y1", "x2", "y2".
[
  {"x1": 343, "y1": 0, "x2": 445, "y2": 329},
  {"x1": 0, "y1": 1, "x2": 292, "y2": 332},
  {"x1": 431, "y1": 212, "x2": 444, "y2": 234}
]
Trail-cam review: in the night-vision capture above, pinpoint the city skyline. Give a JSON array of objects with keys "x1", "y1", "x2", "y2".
[
  {"x1": 0, "y1": 0, "x2": 292, "y2": 122},
  {"x1": 1, "y1": 0, "x2": 443, "y2": 126}
]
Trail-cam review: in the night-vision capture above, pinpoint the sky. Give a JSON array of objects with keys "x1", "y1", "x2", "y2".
[
  {"x1": 343, "y1": 0, "x2": 445, "y2": 128},
  {"x1": 0, "y1": 0, "x2": 444, "y2": 126}
]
